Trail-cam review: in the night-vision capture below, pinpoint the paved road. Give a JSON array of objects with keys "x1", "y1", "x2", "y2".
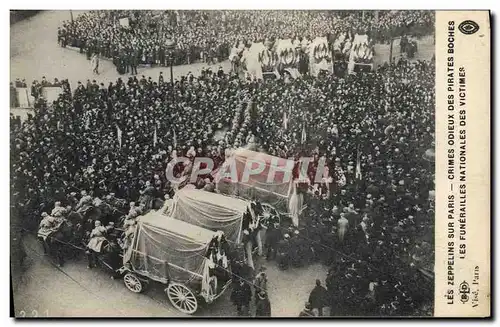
[{"x1": 11, "y1": 10, "x2": 328, "y2": 318}]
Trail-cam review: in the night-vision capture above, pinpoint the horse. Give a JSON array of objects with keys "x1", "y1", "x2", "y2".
[
  {"x1": 138, "y1": 195, "x2": 164, "y2": 213},
  {"x1": 152, "y1": 198, "x2": 164, "y2": 210},
  {"x1": 42, "y1": 220, "x2": 75, "y2": 266},
  {"x1": 86, "y1": 239, "x2": 123, "y2": 278},
  {"x1": 97, "y1": 201, "x2": 128, "y2": 226},
  {"x1": 80, "y1": 205, "x2": 103, "y2": 222},
  {"x1": 65, "y1": 210, "x2": 97, "y2": 244}
]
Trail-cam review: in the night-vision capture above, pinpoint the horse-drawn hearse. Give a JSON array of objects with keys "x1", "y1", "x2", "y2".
[
  {"x1": 166, "y1": 188, "x2": 257, "y2": 246},
  {"x1": 37, "y1": 198, "x2": 232, "y2": 314},
  {"x1": 119, "y1": 211, "x2": 232, "y2": 314}
]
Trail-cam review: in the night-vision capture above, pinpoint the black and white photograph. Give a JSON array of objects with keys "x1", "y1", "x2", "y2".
[{"x1": 8, "y1": 8, "x2": 490, "y2": 318}]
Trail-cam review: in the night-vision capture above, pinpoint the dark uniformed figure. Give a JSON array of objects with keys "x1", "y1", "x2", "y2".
[
  {"x1": 265, "y1": 223, "x2": 282, "y2": 260},
  {"x1": 158, "y1": 72, "x2": 164, "y2": 85},
  {"x1": 308, "y1": 279, "x2": 329, "y2": 316},
  {"x1": 299, "y1": 302, "x2": 315, "y2": 317},
  {"x1": 289, "y1": 230, "x2": 304, "y2": 267},
  {"x1": 230, "y1": 279, "x2": 252, "y2": 316},
  {"x1": 74, "y1": 81, "x2": 86, "y2": 98},
  {"x1": 130, "y1": 49, "x2": 139, "y2": 75},
  {"x1": 105, "y1": 222, "x2": 121, "y2": 243},
  {"x1": 255, "y1": 291, "x2": 271, "y2": 317},
  {"x1": 86, "y1": 44, "x2": 92, "y2": 60},
  {"x1": 31, "y1": 81, "x2": 41, "y2": 99},
  {"x1": 159, "y1": 46, "x2": 166, "y2": 66},
  {"x1": 217, "y1": 66, "x2": 225, "y2": 78}
]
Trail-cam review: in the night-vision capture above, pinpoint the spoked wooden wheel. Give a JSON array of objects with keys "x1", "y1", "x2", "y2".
[
  {"x1": 166, "y1": 282, "x2": 198, "y2": 314},
  {"x1": 123, "y1": 272, "x2": 144, "y2": 293},
  {"x1": 260, "y1": 203, "x2": 280, "y2": 229}
]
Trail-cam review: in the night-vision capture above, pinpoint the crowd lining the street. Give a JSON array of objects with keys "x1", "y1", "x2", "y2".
[{"x1": 57, "y1": 10, "x2": 433, "y2": 67}]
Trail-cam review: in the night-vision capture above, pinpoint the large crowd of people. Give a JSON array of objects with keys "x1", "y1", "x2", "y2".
[
  {"x1": 57, "y1": 10, "x2": 434, "y2": 67},
  {"x1": 11, "y1": 9, "x2": 436, "y2": 317}
]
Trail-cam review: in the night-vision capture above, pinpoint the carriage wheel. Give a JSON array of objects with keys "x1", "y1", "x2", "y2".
[
  {"x1": 166, "y1": 283, "x2": 198, "y2": 314},
  {"x1": 260, "y1": 203, "x2": 280, "y2": 229},
  {"x1": 123, "y1": 272, "x2": 144, "y2": 293}
]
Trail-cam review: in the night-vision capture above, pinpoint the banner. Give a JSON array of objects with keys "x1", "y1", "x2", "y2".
[
  {"x1": 116, "y1": 124, "x2": 122, "y2": 148},
  {"x1": 119, "y1": 17, "x2": 130, "y2": 28},
  {"x1": 301, "y1": 124, "x2": 307, "y2": 144},
  {"x1": 153, "y1": 126, "x2": 158, "y2": 146},
  {"x1": 15, "y1": 88, "x2": 32, "y2": 108}
]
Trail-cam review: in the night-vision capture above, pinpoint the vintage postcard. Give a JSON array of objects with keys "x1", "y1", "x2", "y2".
[{"x1": 9, "y1": 9, "x2": 490, "y2": 318}]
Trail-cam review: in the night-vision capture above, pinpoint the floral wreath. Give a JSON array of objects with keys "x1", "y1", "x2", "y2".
[
  {"x1": 314, "y1": 43, "x2": 329, "y2": 61},
  {"x1": 259, "y1": 50, "x2": 278, "y2": 70}
]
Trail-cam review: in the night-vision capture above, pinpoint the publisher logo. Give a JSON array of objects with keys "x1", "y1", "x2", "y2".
[
  {"x1": 458, "y1": 20, "x2": 480, "y2": 35},
  {"x1": 459, "y1": 281, "x2": 470, "y2": 303}
]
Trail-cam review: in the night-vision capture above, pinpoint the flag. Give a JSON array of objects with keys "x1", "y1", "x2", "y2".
[
  {"x1": 153, "y1": 125, "x2": 158, "y2": 147},
  {"x1": 282, "y1": 111, "x2": 288, "y2": 130},
  {"x1": 173, "y1": 128, "x2": 177, "y2": 147},
  {"x1": 301, "y1": 124, "x2": 307, "y2": 144},
  {"x1": 356, "y1": 147, "x2": 362, "y2": 180},
  {"x1": 116, "y1": 124, "x2": 122, "y2": 148},
  {"x1": 336, "y1": 166, "x2": 346, "y2": 187}
]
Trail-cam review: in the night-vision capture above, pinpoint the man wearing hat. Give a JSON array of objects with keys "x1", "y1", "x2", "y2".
[
  {"x1": 37, "y1": 212, "x2": 59, "y2": 253},
  {"x1": 230, "y1": 278, "x2": 252, "y2": 316},
  {"x1": 289, "y1": 229, "x2": 304, "y2": 267},
  {"x1": 276, "y1": 233, "x2": 290, "y2": 270},
  {"x1": 86, "y1": 220, "x2": 108, "y2": 268},
  {"x1": 51, "y1": 201, "x2": 65, "y2": 217}
]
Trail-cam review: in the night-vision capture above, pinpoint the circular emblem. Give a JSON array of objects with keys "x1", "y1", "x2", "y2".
[{"x1": 458, "y1": 20, "x2": 480, "y2": 35}]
